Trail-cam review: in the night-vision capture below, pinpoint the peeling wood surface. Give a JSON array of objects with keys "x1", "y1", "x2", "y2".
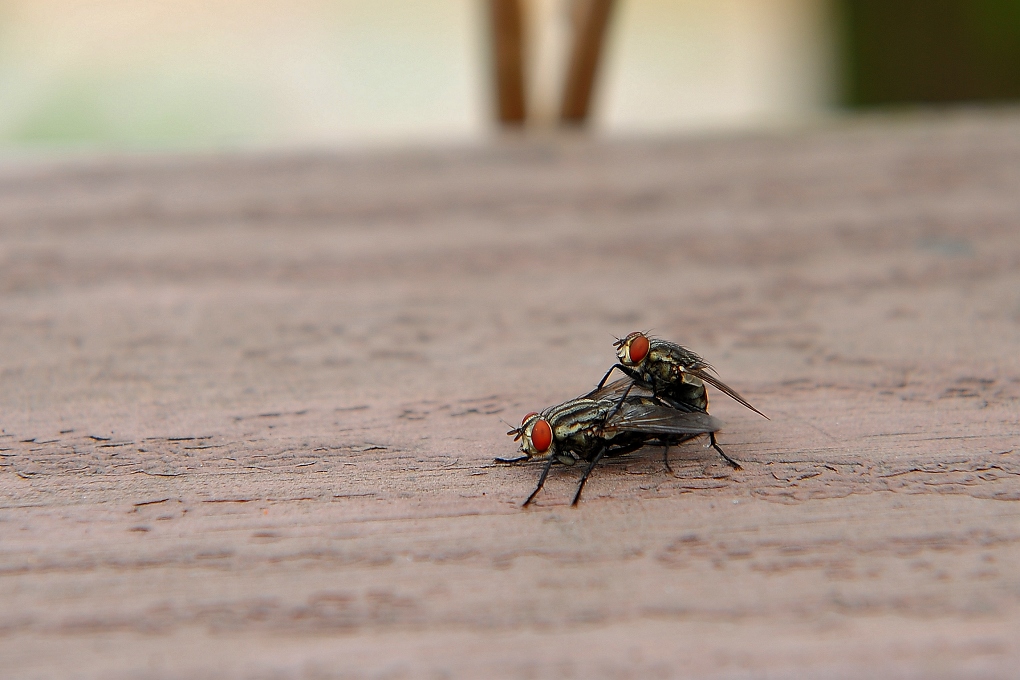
[{"x1": 2, "y1": 113, "x2": 1020, "y2": 679}]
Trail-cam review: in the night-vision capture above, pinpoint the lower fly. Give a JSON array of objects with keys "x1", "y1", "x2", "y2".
[{"x1": 500, "y1": 388, "x2": 722, "y2": 506}]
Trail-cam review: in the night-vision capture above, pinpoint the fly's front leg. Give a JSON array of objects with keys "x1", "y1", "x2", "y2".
[
  {"x1": 522, "y1": 457, "x2": 556, "y2": 507},
  {"x1": 604, "y1": 380, "x2": 636, "y2": 424},
  {"x1": 595, "y1": 364, "x2": 642, "y2": 390},
  {"x1": 710, "y1": 432, "x2": 742, "y2": 470},
  {"x1": 596, "y1": 365, "x2": 622, "y2": 390}
]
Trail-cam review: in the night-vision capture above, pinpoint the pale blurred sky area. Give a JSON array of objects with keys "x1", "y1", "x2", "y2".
[{"x1": 0, "y1": 0, "x2": 835, "y2": 150}]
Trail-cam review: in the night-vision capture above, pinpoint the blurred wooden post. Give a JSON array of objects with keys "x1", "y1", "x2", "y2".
[
  {"x1": 489, "y1": 0, "x2": 527, "y2": 125},
  {"x1": 560, "y1": 0, "x2": 614, "y2": 124}
]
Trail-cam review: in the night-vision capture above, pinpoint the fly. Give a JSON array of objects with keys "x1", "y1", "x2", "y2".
[
  {"x1": 595, "y1": 332, "x2": 768, "y2": 469},
  {"x1": 499, "y1": 382, "x2": 722, "y2": 507}
]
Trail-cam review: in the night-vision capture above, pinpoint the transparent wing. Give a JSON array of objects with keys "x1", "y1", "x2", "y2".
[
  {"x1": 687, "y1": 368, "x2": 769, "y2": 420},
  {"x1": 581, "y1": 376, "x2": 652, "y2": 401},
  {"x1": 609, "y1": 401, "x2": 722, "y2": 435}
]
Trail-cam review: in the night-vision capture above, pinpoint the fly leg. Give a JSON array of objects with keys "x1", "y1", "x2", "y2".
[
  {"x1": 570, "y1": 440, "x2": 645, "y2": 506},
  {"x1": 571, "y1": 445, "x2": 607, "y2": 507},
  {"x1": 604, "y1": 380, "x2": 635, "y2": 423},
  {"x1": 595, "y1": 364, "x2": 642, "y2": 390},
  {"x1": 522, "y1": 457, "x2": 556, "y2": 507},
  {"x1": 710, "y1": 432, "x2": 742, "y2": 470},
  {"x1": 660, "y1": 435, "x2": 696, "y2": 476},
  {"x1": 595, "y1": 365, "x2": 619, "y2": 390}
]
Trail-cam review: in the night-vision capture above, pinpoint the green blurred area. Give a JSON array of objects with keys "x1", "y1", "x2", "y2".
[
  {"x1": 0, "y1": 0, "x2": 481, "y2": 150},
  {"x1": 840, "y1": 0, "x2": 1020, "y2": 106},
  {"x1": 8, "y1": 77, "x2": 262, "y2": 148}
]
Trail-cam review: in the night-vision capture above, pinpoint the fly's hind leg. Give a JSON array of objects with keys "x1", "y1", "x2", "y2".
[
  {"x1": 571, "y1": 445, "x2": 607, "y2": 507},
  {"x1": 710, "y1": 432, "x2": 742, "y2": 470},
  {"x1": 661, "y1": 435, "x2": 697, "y2": 476},
  {"x1": 571, "y1": 440, "x2": 645, "y2": 506}
]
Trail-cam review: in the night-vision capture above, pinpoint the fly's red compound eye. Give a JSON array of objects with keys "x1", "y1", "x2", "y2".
[
  {"x1": 530, "y1": 419, "x2": 553, "y2": 453},
  {"x1": 522, "y1": 412, "x2": 539, "y2": 424},
  {"x1": 627, "y1": 333, "x2": 650, "y2": 364}
]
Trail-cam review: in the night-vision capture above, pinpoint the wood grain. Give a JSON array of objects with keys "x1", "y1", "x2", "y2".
[{"x1": 2, "y1": 111, "x2": 1019, "y2": 678}]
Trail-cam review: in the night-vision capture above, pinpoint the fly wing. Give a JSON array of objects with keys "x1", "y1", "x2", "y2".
[
  {"x1": 582, "y1": 377, "x2": 653, "y2": 401},
  {"x1": 608, "y1": 401, "x2": 722, "y2": 435},
  {"x1": 688, "y1": 368, "x2": 769, "y2": 420}
]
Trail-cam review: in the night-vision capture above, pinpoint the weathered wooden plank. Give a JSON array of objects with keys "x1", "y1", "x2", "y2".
[{"x1": 1, "y1": 112, "x2": 1019, "y2": 678}]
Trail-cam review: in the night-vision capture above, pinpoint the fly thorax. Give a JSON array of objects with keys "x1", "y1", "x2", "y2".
[{"x1": 647, "y1": 357, "x2": 675, "y2": 386}]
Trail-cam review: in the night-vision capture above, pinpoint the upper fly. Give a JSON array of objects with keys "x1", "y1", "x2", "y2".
[{"x1": 593, "y1": 333, "x2": 767, "y2": 470}]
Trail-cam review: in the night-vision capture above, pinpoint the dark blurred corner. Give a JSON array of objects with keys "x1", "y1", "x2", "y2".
[
  {"x1": 560, "y1": 0, "x2": 614, "y2": 124},
  {"x1": 840, "y1": 0, "x2": 1020, "y2": 106},
  {"x1": 489, "y1": 0, "x2": 527, "y2": 125}
]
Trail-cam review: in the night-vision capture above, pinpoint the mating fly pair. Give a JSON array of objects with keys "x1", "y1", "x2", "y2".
[{"x1": 501, "y1": 333, "x2": 767, "y2": 506}]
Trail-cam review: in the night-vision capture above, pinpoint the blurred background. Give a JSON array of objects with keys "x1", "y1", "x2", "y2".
[{"x1": 0, "y1": 0, "x2": 1019, "y2": 151}]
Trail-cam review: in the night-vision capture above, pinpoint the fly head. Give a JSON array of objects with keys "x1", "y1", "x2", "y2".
[
  {"x1": 615, "y1": 331, "x2": 651, "y2": 367},
  {"x1": 510, "y1": 411, "x2": 556, "y2": 460}
]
